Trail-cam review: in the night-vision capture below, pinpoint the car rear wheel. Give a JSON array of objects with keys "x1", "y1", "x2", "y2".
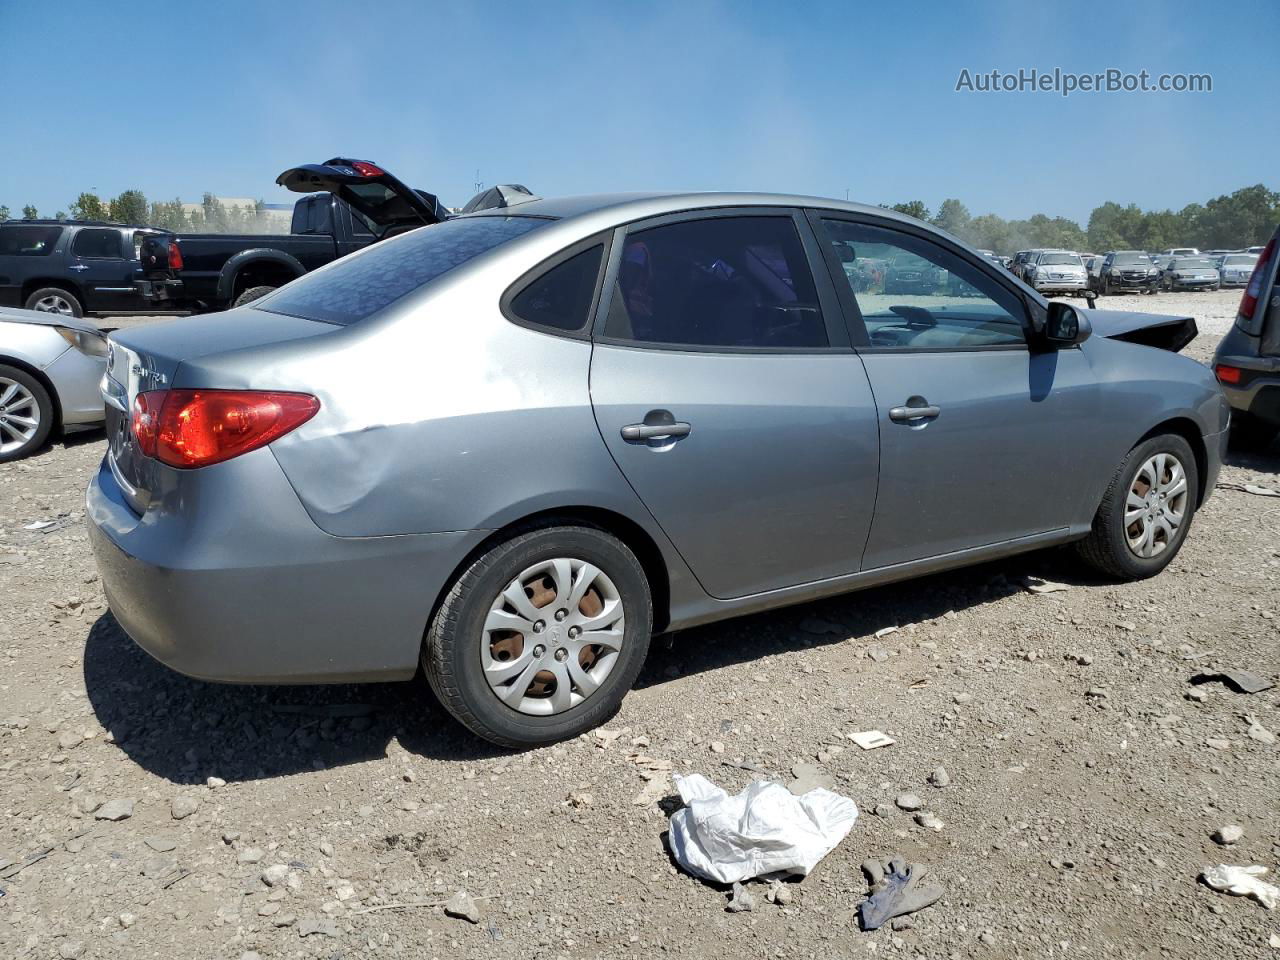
[
  {"x1": 1075, "y1": 433, "x2": 1197, "y2": 580},
  {"x1": 25, "y1": 287, "x2": 84, "y2": 318},
  {"x1": 423, "y1": 523, "x2": 652, "y2": 748},
  {"x1": 1228, "y1": 413, "x2": 1277, "y2": 451},
  {"x1": 0, "y1": 365, "x2": 54, "y2": 463},
  {"x1": 232, "y1": 285, "x2": 277, "y2": 308}
]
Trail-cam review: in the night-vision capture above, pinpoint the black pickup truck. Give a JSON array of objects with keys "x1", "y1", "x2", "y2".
[{"x1": 136, "y1": 158, "x2": 526, "y2": 312}]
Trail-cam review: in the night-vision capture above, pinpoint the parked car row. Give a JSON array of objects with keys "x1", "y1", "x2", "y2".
[{"x1": 1007, "y1": 246, "x2": 1261, "y2": 297}]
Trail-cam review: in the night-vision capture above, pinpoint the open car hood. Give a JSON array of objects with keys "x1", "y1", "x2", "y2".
[
  {"x1": 1085, "y1": 309, "x2": 1198, "y2": 352},
  {"x1": 276, "y1": 158, "x2": 446, "y2": 230}
]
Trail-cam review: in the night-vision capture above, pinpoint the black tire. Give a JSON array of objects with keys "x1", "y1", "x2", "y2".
[
  {"x1": 1228, "y1": 413, "x2": 1278, "y2": 451},
  {"x1": 423, "y1": 523, "x2": 653, "y2": 748},
  {"x1": 1075, "y1": 433, "x2": 1198, "y2": 580},
  {"x1": 0, "y1": 364, "x2": 55, "y2": 463},
  {"x1": 1102, "y1": 278, "x2": 1112, "y2": 296},
  {"x1": 24, "y1": 286, "x2": 83, "y2": 318},
  {"x1": 232, "y1": 285, "x2": 277, "y2": 308}
]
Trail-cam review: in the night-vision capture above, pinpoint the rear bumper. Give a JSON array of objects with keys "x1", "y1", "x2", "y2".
[
  {"x1": 86, "y1": 453, "x2": 485, "y2": 684},
  {"x1": 134, "y1": 279, "x2": 184, "y2": 302}
]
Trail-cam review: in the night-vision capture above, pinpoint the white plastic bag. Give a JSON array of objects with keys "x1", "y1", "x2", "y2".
[
  {"x1": 668, "y1": 773, "x2": 858, "y2": 884},
  {"x1": 1202, "y1": 864, "x2": 1280, "y2": 909}
]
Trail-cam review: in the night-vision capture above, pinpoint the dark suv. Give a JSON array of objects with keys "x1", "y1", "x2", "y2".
[{"x1": 0, "y1": 220, "x2": 171, "y2": 318}]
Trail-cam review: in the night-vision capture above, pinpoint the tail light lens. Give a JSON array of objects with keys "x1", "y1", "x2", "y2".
[
  {"x1": 1239, "y1": 237, "x2": 1274, "y2": 322},
  {"x1": 167, "y1": 240, "x2": 184, "y2": 270},
  {"x1": 132, "y1": 389, "x2": 319, "y2": 469},
  {"x1": 351, "y1": 160, "x2": 385, "y2": 178},
  {"x1": 1214, "y1": 364, "x2": 1242, "y2": 385}
]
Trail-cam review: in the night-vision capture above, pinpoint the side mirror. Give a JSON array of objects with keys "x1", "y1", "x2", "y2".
[
  {"x1": 835, "y1": 243, "x2": 856, "y2": 264},
  {"x1": 1045, "y1": 301, "x2": 1092, "y2": 346}
]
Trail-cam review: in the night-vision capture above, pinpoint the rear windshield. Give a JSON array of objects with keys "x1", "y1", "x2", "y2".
[
  {"x1": 0, "y1": 225, "x2": 62, "y2": 256},
  {"x1": 258, "y1": 215, "x2": 549, "y2": 325},
  {"x1": 1038, "y1": 253, "x2": 1080, "y2": 265}
]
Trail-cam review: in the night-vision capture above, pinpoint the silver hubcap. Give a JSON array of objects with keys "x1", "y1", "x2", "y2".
[
  {"x1": 33, "y1": 295, "x2": 74, "y2": 315},
  {"x1": 0, "y1": 378, "x2": 40, "y2": 453},
  {"x1": 1125, "y1": 452, "x2": 1188, "y2": 558},
  {"x1": 481, "y1": 558, "x2": 625, "y2": 716}
]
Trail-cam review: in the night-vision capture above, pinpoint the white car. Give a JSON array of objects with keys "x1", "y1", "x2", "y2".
[
  {"x1": 1024, "y1": 251, "x2": 1089, "y2": 294},
  {"x1": 0, "y1": 307, "x2": 108, "y2": 461},
  {"x1": 1218, "y1": 254, "x2": 1258, "y2": 288}
]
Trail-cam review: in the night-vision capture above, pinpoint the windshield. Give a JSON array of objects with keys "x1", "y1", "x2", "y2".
[
  {"x1": 1038, "y1": 253, "x2": 1081, "y2": 265},
  {"x1": 1113, "y1": 254, "x2": 1152, "y2": 265},
  {"x1": 258, "y1": 216, "x2": 550, "y2": 325},
  {"x1": 1223, "y1": 255, "x2": 1257, "y2": 265},
  {"x1": 1174, "y1": 258, "x2": 1213, "y2": 268}
]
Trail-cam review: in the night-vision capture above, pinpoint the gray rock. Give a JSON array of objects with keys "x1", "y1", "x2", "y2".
[
  {"x1": 765, "y1": 879, "x2": 793, "y2": 905},
  {"x1": 895, "y1": 793, "x2": 923, "y2": 812},
  {"x1": 94, "y1": 798, "x2": 135, "y2": 821},
  {"x1": 57, "y1": 730, "x2": 82, "y2": 751},
  {"x1": 726, "y1": 881, "x2": 754, "y2": 913},
  {"x1": 297, "y1": 917, "x2": 338, "y2": 937},
  {"x1": 915, "y1": 812, "x2": 945, "y2": 831},
  {"x1": 141, "y1": 856, "x2": 178, "y2": 879},
  {"x1": 144, "y1": 836, "x2": 177, "y2": 852},
  {"x1": 58, "y1": 940, "x2": 85, "y2": 959},
  {"x1": 445, "y1": 889, "x2": 481, "y2": 923},
  {"x1": 873, "y1": 803, "x2": 895, "y2": 818},
  {"x1": 238, "y1": 846, "x2": 265, "y2": 864},
  {"x1": 205, "y1": 776, "x2": 227, "y2": 788},
  {"x1": 170, "y1": 796, "x2": 199, "y2": 820},
  {"x1": 788, "y1": 762, "x2": 834, "y2": 795},
  {"x1": 75, "y1": 792, "x2": 102, "y2": 815},
  {"x1": 261, "y1": 864, "x2": 290, "y2": 887},
  {"x1": 1212, "y1": 824, "x2": 1244, "y2": 845},
  {"x1": 928, "y1": 765, "x2": 951, "y2": 788}
]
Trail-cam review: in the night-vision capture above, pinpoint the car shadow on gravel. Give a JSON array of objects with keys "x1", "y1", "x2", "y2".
[
  {"x1": 635, "y1": 551, "x2": 1106, "y2": 689},
  {"x1": 82, "y1": 613, "x2": 506, "y2": 785}
]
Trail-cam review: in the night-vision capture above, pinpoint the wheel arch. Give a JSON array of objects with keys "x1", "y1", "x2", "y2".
[
  {"x1": 1138, "y1": 416, "x2": 1208, "y2": 506},
  {"x1": 0, "y1": 354, "x2": 64, "y2": 432},
  {"x1": 428, "y1": 506, "x2": 673, "y2": 637},
  {"x1": 216, "y1": 250, "x2": 306, "y2": 303},
  {"x1": 21, "y1": 278, "x2": 85, "y2": 308}
]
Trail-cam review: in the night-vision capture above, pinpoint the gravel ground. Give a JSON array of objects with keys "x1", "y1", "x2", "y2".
[{"x1": 2, "y1": 289, "x2": 1278, "y2": 959}]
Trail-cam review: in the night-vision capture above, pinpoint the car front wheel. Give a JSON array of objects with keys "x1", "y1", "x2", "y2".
[
  {"x1": 424, "y1": 523, "x2": 652, "y2": 748},
  {"x1": 0, "y1": 364, "x2": 55, "y2": 462},
  {"x1": 1075, "y1": 433, "x2": 1198, "y2": 580}
]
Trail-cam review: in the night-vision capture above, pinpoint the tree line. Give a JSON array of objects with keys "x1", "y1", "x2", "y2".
[
  {"x1": 887, "y1": 183, "x2": 1278, "y2": 255},
  {"x1": 0, "y1": 189, "x2": 280, "y2": 234}
]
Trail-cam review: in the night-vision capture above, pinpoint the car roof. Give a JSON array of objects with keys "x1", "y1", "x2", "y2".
[{"x1": 464, "y1": 191, "x2": 934, "y2": 231}]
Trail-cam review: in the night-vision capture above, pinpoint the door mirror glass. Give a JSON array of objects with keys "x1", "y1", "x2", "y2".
[{"x1": 1045, "y1": 301, "x2": 1091, "y2": 345}]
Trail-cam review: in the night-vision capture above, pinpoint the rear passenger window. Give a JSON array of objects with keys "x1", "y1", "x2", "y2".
[
  {"x1": 72, "y1": 228, "x2": 123, "y2": 259},
  {"x1": 508, "y1": 245, "x2": 603, "y2": 333},
  {"x1": 603, "y1": 216, "x2": 827, "y2": 349},
  {"x1": 0, "y1": 225, "x2": 62, "y2": 256}
]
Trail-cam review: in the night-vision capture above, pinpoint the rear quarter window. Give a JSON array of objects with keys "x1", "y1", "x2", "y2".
[
  {"x1": 257, "y1": 215, "x2": 549, "y2": 325},
  {"x1": 0, "y1": 225, "x2": 62, "y2": 256}
]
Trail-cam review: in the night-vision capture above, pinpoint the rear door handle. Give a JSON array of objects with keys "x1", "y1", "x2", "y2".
[
  {"x1": 888, "y1": 403, "x2": 941, "y2": 423},
  {"x1": 621, "y1": 421, "x2": 692, "y2": 442}
]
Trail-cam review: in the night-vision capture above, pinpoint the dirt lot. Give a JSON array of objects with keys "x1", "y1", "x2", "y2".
[{"x1": 2, "y1": 289, "x2": 1277, "y2": 959}]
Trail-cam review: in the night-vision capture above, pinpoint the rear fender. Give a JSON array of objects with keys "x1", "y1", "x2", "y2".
[{"x1": 216, "y1": 250, "x2": 306, "y2": 302}]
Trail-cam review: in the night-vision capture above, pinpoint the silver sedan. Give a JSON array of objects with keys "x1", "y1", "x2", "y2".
[
  {"x1": 0, "y1": 308, "x2": 107, "y2": 461},
  {"x1": 88, "y1": 188, "x2": 1227, "y2": 748}
]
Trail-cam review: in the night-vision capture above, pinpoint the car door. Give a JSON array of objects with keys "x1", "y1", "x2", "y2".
[
  {"x1": 809, "y1": 212, "x2": 1101, "y2": 570},
  {"x1": 67, "y1": 228, "x2": 137, "y2": 313},
  {"x1": 588, "y1": 209, "x2": 881, "y2": 600}
]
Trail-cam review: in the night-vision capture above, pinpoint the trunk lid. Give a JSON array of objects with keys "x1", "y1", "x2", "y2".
[
  {"x1": 103, "y1": 310, "x2": 336, "y2": 514},
  {"x1": 276, "y1": 158, "x2": 445, "y2": 233}
]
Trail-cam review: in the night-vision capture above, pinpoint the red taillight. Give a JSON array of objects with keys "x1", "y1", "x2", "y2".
[
  {"x1": 167, "y1": 239, "x2": 184, "y2": 271},
  {"x1": 1239, "y1": 236, "x2": 1275, "y2": 321},
  {"x1": 133, "y1": 389, "x2": 319, "y2": 469},
  {"x1": 1215, "y1": 364, "x2": 1243, "y2": 385},
  {"x1": 351, "y1": 160, "x2": 385, "y2": 178},
  {"x1": 131, "y1": 392, "x2": 159, "y2": 457}
]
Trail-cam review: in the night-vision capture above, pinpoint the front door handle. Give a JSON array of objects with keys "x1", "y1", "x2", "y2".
[
  {"x1": 621, "y1": 421, "x2": 692, "y2": 442},
  {"x1": 888, "y1": 401, "x2": 941, "y2": 423},
  {"x1": 69, "y1": 264, "x2": 89, "y2": 271}
]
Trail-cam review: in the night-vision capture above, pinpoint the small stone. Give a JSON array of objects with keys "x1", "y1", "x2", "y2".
[
  {"x1": 1206, "y1": 737, "x2": 1233, "y2": 751},
  {"x1": 170, "y1": 796, "x2": 199, "y2": 820},
  {"x1": 297, "y1": 917, "x2": 338, "y2": 938},
  {"x1": 319, "y1": 841, "x2": 334, "y2": 858},
  {"x1": 953, "y1": 692, "x2": 973, "y2": 705},
  {"x1": 915, "y1": 812, "x2": 944, "y2": 831},
  {"x1": 57, "y1": 730, "x2": 82, "y2": 751},
  {"x1": 75, "y1": 792, "x2": 102, "y2": 814},
  {"x1": 273, "y1": 914, "x2": 296, "y2": 928},
  {"x1": 118, "y1": 913, "x2": 137, "y2": 928},
  {"x1": 94, "y1": 798, "x2": 135, "y2": 821},
  {"x1": 262, "y1": 864, "x2": 290, "y2": 887},
  {"x1": 222, "y1": 831, "x2": 240, "y2": 844},
  {"x1": 890, "y1": 917, "x2": 914, "y2": 932},
  {"x1": 928, "y1": 766, "x2": 950, "y2": 788},
  {"x1": 1212, "y1": 824, "x2": 1244, "y2": 845},
  {"x1": 567, "y1": 791, "x2": 593, "y2": 808},
  {"x1": 979, "y1": 931, "x2": 997, "y2": 946},
  {"x1": 1186, "y1": 687, "x2": 1209, "y2": 703},
  {"x1": 873, "y1": 803, "x2": 895, "y2": 818},
  {"x1": 144, "y1": 836, "x2": 177, "y2": 852},
  {"x1": 205, "y1": 776, "x2": 226, "y2": 789},
  {"x1": 238, "y1": 847, "x2": 265, "y2": 864},
  {"x1": 895, "y1": 792, "x2": 923, "y2": 812},
  {"x1": 1085, "y1": 687, "x2": 1108, "y2": 699},
  {"x1": 445, "y1": 889, "x2": 481, "y2": 923},
  {"x1": 765, "y1": 879, "x2": 793, "y2": 905},
  {"x1": 141, "y1": 856, "x2": 178, "y2": 879},
  {"x1": 1246, "y1": 717, "x2": 1277, "y2": 745},
  {"x1": 726, "y1": 881, "x2": 754, "y2": 913},
  {"x1": 709, "y1": 741, "x2": 725, "y2": 754},
  {"x1": 58, "y1": 940, "x2": 86, "y2": 959},
  {"x1": 258, "y1": 902, "x2": 281, "y2": 917}
]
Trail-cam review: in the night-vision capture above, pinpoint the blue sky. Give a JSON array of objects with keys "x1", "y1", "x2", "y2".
[{"x1": 2, "y1": 0, "x2": 1276, "y2": 223}]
